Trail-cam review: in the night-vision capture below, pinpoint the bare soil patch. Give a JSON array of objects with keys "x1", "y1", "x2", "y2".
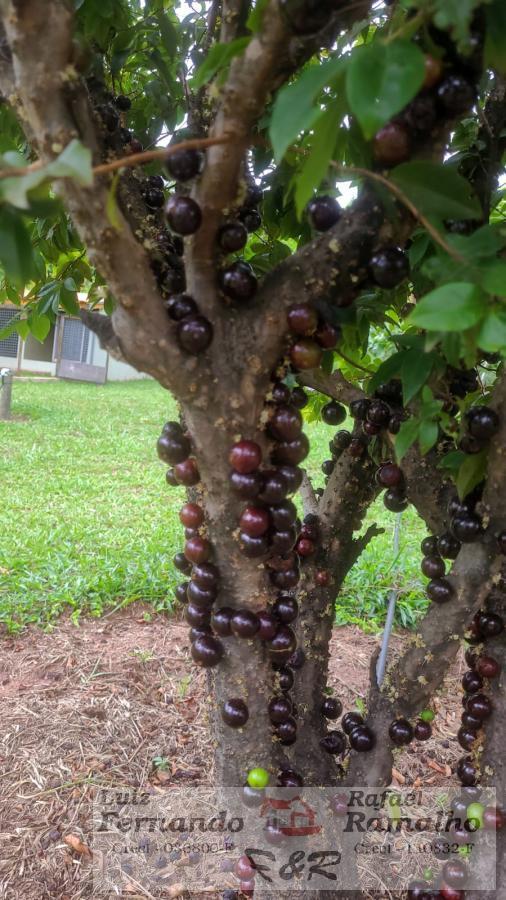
[{"x1": 0, "y1": 609, "x2": 466, "y2": 899}]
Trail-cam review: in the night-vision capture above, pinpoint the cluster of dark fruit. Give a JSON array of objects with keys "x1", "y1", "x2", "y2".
[
  {"x1": 164, "y1": 292, "x2": 213, "y2": 355},
  {"x1": 452, "y1": 608, "x2": 504, "y2": 788},
  {"x1": 306, "y1": 191, "x2": 411, "y2": 305},
  {"x1": 372, "y1": 52, "x2": 477, "y2": 169},
  {"x1": 458, "y1": 405, "x2": 500, "y2": 456},
  {"x1": 389, "y1": 712, "x2": 434, "y2": 748}
]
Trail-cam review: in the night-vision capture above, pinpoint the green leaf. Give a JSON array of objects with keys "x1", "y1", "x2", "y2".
[
  {"x1": 156, "y1": 12, "x2": 178, "y2": 57},
  {"x1": 419, "y1": 419, "x2": 439, "y2": 455},
  {"x1": 346, "y1": 40, "x2": 425, "y2": 140},
  {"x1": 481, "y1": 261, "x2": 506, "y2": 297},
  {"x1": 270, "y1": 56, "x2": 347, "y2": 162},
  {"x1": 48, "y1": 139, "x2": 93, "y2": 186},
  {"x1": 395, "y1": 418, "x2": 419, "y2": 461},
  {"x1": 439, "y1": 449, "x2": 466, "y2": 472},
  {"x1": 294, "y1": 107, "x2": 340, "y2": 218},
  {"x1": 390, "y1": 162, "x2": 481, "y2": 221},
  {"x1": 485, "y1": 0, "x2": 506, "y2": 74},
  {"x1": 408, "y1": 283, "x2": 487, "y2": 332},
  {"x1": 247, "y1": 0, "x2": 269, "y2": 31},
  {"x1": 192, "y1": 37, "x2": 250, "y2": 88},
  {"x1": 433, "y1": 0, "x2": 484, "y2": 46},
  {"x1": 0, "y1": 206, "x2": 36, "y2": 286},
  {"x1": 16, "y1": 318, "x2": 30, "y2": 341},
  {"x1": 456, "y1": 450, "x2": 488, "y2": 500},
  {"x1": 0, "y1": 317, "x2": 19, "y2": 341},
  {"x1": 29, "y1": 312, "x2": 51, "y2": 342},
  {"x1": 367, "y1": 350, "x2": 408, "y2": 395},
  {"x1": 401, "y1": 350, "x2": 436, "y2": 404},
  {"x1": 477, "y1": 310, "x2": 506, "y2": 353}
]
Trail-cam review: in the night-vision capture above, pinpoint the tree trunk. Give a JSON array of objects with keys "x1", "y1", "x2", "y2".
[{"x1": 0, "y1": 369, "x2": 13, "y2": 420}]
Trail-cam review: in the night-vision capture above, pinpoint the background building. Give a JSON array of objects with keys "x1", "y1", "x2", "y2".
[{"x1": 0, "y1": 306, "x2": 146, "y2": 383}]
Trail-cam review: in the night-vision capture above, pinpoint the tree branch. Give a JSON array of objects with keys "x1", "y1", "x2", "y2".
[
  {"x1": 345, "y1": 370, "x2": 506, "y2": 787},
  {"x1": 0, "y1": 0, "x2": 202, "y2": 400},
  {"x1": 299, "y1": 469, "x2": 318, "y2": 517},
  {"x1": 297, "y1": 368, "x2": 364, "y2": 405}
]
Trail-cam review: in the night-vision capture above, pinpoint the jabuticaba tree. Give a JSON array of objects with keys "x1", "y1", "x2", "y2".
[{"x1": 1, "y1": 0, "x2": 506, "y2": 895}]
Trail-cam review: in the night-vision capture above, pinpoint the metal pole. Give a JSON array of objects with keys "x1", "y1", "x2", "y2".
[
  {"x1": 376, "y1": 512, "x2": 402, "y2": 687},
  {"x1": 0, "y1": 368, "x2": 13, "y2": 420}
]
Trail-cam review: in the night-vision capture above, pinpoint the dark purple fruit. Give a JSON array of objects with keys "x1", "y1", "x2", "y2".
[
  {"x1": 289, "y1": 339, "x2": 323, "y2": 371},
  {"x1": 414, "y1": 720, "x2": 432, "y2": 741},
  {"x1": 240, "y1": 506, "x2": 270, "y2": 537},
  {"x1": 427, "y1": 578, "x2": 454, "y2": 603},
  {"x1": 321, "y1": 697, "x2": 343, "y2": 720},
  {"x1": 307, "y1": 195, "x2": 341, "y2": 231},
  {"x1": 275, "y1": 716, "x2": 297, "y2": 745},
  {"x1": 373, "y1": 122, "x2": 411, "y2": 167},
  {"x1": 270, "y1": 500, "x2": 297, "y2": 530},
  {"x1": 176, "y1": 582, "x2": 189, "y2": 603},
  {"x1": 258, "y1": 470, "x2": 288, "y2": 504},
  {"x1": 266, "y1": 626, "x2": 297, "y2": 661},
  {"x1": 272, "y1": 596, "x2": 298, "y2": 624},
  {"x1": 466, "y1": 693, "x2": 492, "y2": 720},
  {"x1": 370, "y1": 248, "x2": 409, "y2": 289},
  {"x1": 350, "y1": 399, "x2": 371, "y2": 420},
  {"x1": 277, "y1": 667, "x2": 294, "y2": 691},
  {"x1": 268, "y1": 695, "x2": 293, "y2": 724},
  {"x1": 191, "y1": 634, "x2": 223, "y2": 667},
  {"x1": 218, "y1": 221, "x2": 248, "y2": 252},
  {"x1": 421, "y1": 556, "x2": 445, "y2": 579},
  {"x1": 211, "y1": 607, "x2": 234, "y2": 636},
  {"x1": 287, "y1": 303, "x2": 318, "y2": 336},
  {"x1": 462, "y1": 670, "x2": 483, "y2": 694},
  {"x1": 240, "y1": 533, "x2": 269, "y2": 558},
  {"x1": 342, "y1": 712, "x2": 364, "y2": 734},
  {"x1": 222, "y1": 698, "x2": 249, "y2": 728},
  {"x1": 187, "y1": 581, "x2": 216, "y2": 606},
  {"x1": 166, "y1": 195, "x2": 202, "y2": 235},
  {"x1": 442, "y1": 860, "x2": 467, "y2": 890},
  {"x1": 389, "y1": 717, "x2": 414, "y2": 746},
  {"x1": 268, "y1": 405, "x2": 303, "y2": 442},
  {"x1": 458, "y1": 727, "x2": 477, "y2": 751},
  {"x1": 177, "y1": 315, "x2": 213, "y2": 354},
  {"x1": 145, "y1": 187, "x2": 165, "y2": 209},
  {"x1": 229, "y1": 440, "x2": 262, "y2": 474},
  {"x1": 174, "y1": 552, "x2": 192, "y2": 574},
  {"x1": 166, "y1": 147, "x2": 203, "y2": 181},
  {"x1": 376, "y1": 462, "x2": 403, "y2": 488},
  {"x1": 476, "y1": 655, "x2": 501, "y2": 679},
  {"x1": 114, "y1": 94, "x2": 131, "y2": 110},
  {"x1": 477, "y1": 611, "x2": 504, "y2": 638},
  {"x1": 185, "y1": 602, "x2": 210, "y2": 627},
  {"x1": 320, "y1": 730, "x2": 346, "y2": 755},
  {"x1": 231, "y1": 609, "x2": 260, "y2": 638},
  {"x1": 461, "y1": 711, "x2": 482, "y2": 732},
  {"x1": 437, "y1": 75, "x2": 476, "y2": 116},
  {"x1": 192, "y1": 562, "x2": 219, "y2": 590},
  {"x1": 421, "y1": 535, "x2": 439, "y2": 556},
  {"x1": 257, "y1": 611, "x2": 278, "y2": 641},
  {"x1": 229, "y1": 470, "x2": 263, "y2": 499},
  {"x1": 157, "y1": 432, "x2": 191, "y2": 464},
  {"x1": 321, "y1": 401, "x2": 346, "y2": 426},
  {"x1": 220, "y1": 260, "x2": 257, "y2": 301},
  {"x1": 438, "y1": 533, "x2": 461, "y2": 559},
  {"x1": 278, "y1": 769, "x2": 304, "y2": 787},
  {"x1": 349, "y1": 725, "x2": 375, "y2": 752},
  {"x1": 451, "y1": 514, "x2": 482, "y2": 543},
  {"x1": 384, "y1": 489, "x2": 408, "y2": 512},
  {"x1": 290, "y1": 387, "x2": 308, "y2": 409},
  {"x1": 174, "y1": 458, "x2": 200, "y2": 486},
  {"x1": 239, "y1": 207, "x2": 262, "y2": 232},
  {"x1": 456, "y1": 756, "x2": 478, "y2": 786},
  {"x1": 271, "y1": 434, "x2": 310, "y2": 466}
]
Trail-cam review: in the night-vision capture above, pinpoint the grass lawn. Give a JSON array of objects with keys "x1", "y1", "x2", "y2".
[{"x1": 0, "y1": 379, "x2": 427, "y2": 632}]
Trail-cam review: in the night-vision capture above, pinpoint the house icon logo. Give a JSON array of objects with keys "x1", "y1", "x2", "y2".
[{"x1": 260, "y1": 795, "x2": 322, "y2": 837}]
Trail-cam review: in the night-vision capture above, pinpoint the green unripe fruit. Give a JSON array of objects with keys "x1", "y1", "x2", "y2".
[
  {"x1": 467, "y1": 802, "x2": 485, "y2": 829},
  {"x1": 420, "y1": 709, "x2": 435, "y2": 723},
  {"x1": 247, "y1": 767, "x2": 270, "y2": 789}
]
